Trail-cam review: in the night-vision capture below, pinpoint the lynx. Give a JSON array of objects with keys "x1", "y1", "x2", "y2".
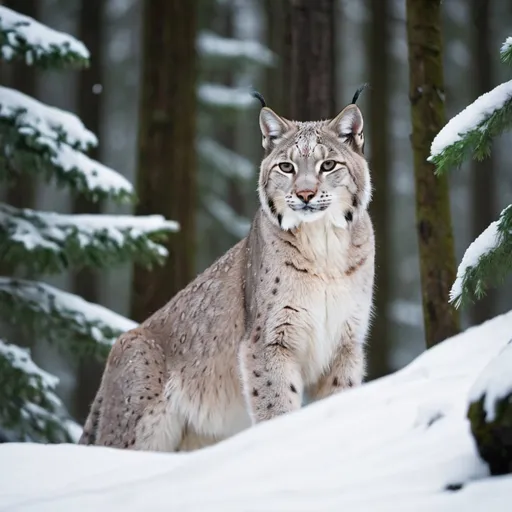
[{"x1": 79, "y1": 97, "x2": 375, "y2": 452}]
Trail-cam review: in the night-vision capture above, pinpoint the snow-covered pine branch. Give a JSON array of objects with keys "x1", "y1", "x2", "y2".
[
  {"x1": 0, "y1": 278, "x2": 137, "y2": 358},
  {"x1": 501, "y1": 36, "x2": 512, "y2": 66},
  {"x1": 428, "y1": 79, "x2": 512, "y2": 174},
  {"x1": 0, "y1": 203, "x2": 179, "y2": 275},
  {"x1": 197, "y1": 137, "x2": 255, "y2": 181},
  {"x1": 450, "y1": 206, "x2": 512, "y2": 308},
  {"x1": 0, "y1": 87, "x2": 134, "y2": 202},
  {"x1": 0, "y1": 6, "x2": 89, "y2": 68},
  {"x1": 0, "y1": 339, "x2": 80, "y2": 443},
  {"x1": 204, "y1": 197, "x2": 251, "y2": 239},
  {"x1": 0, "y1": 6, "x2": 89, "y2": 67},
  {"x1": 198, "y1": 83, "x2": 257, "y2": 111},
  {"x1": 197, "y1": 31, "x2": 275, "y2": 68}
]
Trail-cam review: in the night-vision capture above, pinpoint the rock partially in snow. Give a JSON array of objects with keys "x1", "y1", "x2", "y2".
[
  {"x1": 1, "y1": 311, "x2": 512, "y2": 511},
  {"x1": 467, "y1": 341, "x2": 512, "y2": 476}
]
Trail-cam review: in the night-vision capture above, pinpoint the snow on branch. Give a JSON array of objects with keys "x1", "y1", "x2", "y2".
[
  {"x1": 450, "y1": 206, "x2": 512, "y2": 308},
  {"x1": 205, "y1": 196, "x2": 251, "y2": 239},
  {"x1": 0, "y1": 338, "x2": 80, "y2": 443},
  {"x1": 0, "y1": 86, "x2": 97, "y2": 150},
  {"x1": 501, "y1": 36, "x2": 512, "y2": 66},
  {"x1": 429, "y1": 80, "x2": 512, "y2": 174},
  {"x1": 0, "y1": 203, "x2": 178, "y2": 275},
  {"x1": 197, "y1": 31, "x2": 275, "y2": 67},
  {"x1": 198, "y1": 83, "x2": 257, "y2": 110},
  {"x1": 0, "y1": 88, "x2": 134, "y2": 202},
  {"x1": 0, "y1": 278, "x2": 137, "y2": 357},
  {"x1": 198, "y1": 137, "x2": 254, "y2": 181},
  {"x1": 0, "y1": 6, "x2": 89, "y2": 68}
]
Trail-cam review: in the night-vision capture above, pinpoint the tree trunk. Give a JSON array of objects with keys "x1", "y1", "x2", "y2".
[
  {"x1": 5, "y1": 0, "x2": 37, "y2": 210},
  {"x1": 471, "y1": 0, "x2": 495, "y2": 326},
  {"x1": 284, "y1": 0, "x2": 336, "y2": 120},
  {"x1": 131, "y1": 0, "x2": 197, "y2": 323},
  {"x1": 73, "y1": 0, "x2": 104, "y2": 424},
  {"x1": 366, "y1": 0, "x2": 391, "y2": 378},
  {"x1": 405, "y1": 0, "x2": 460, "y2": 348}
]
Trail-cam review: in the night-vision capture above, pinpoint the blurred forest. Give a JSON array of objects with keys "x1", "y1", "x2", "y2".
[{"x1": 1, "y1": 0, "x2": 512, "y2": 426}]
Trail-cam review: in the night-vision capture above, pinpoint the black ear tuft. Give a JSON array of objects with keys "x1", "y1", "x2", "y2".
[
  {"x1": 251, "y1": 90, "x2": 267, "y2": 108},
  {"x1": 351, "y1": 83, "x2": 370, "y2": 105}
]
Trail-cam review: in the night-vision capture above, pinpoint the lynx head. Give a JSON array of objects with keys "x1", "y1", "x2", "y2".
[{"x1": 257, "y1": 104, "x2": 371, "y2": 231}]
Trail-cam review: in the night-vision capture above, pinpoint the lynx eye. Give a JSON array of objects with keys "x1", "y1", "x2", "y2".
[
  {"x1": 278, "y1": 162, "x2": 295, "y2": 174},
  {"x1": 320, "y1": 160, "x2": 337, "y2": 173}
]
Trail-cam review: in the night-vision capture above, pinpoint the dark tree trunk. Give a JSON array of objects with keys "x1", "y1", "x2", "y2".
[
  {"x1": 284, "y1": 0, "x2": 336, "y2": 120},
  {"x1": 471, "y1": 0, "x2": 495, "y2": 326},
  {"x1": 5, "y1": 0, "x2": 37, "y2": 209},
  {"x1": 131, "y1": 0, "x2": 197, "y2": 322},
  {"x1": 366, "y1": 0, "x2": 392, "y2": 378},
  {"x1": 73, "y1": 0, "x2": 105, "y2": 424},
  {"x1": 406, "y1": 0, "x2": 460, "y2": 348}
]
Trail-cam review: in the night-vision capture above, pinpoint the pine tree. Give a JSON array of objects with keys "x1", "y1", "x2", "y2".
[
  {"x1": 0, "y1": 6, "x2": 177, "y2": 443},
  {"x1": 429, "y1": 37, "x2": 512, "y2": 309}
]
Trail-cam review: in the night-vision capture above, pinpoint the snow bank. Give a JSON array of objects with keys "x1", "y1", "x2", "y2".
[
  {"x1": 1, "y1": 311, "x2": 512, "y2": 511},
  {"x1": 0, "y1": 6, "x2": 88, "y2": 65},
  {"x1": 469, "y1": 341, "x2": 512, "y2": 422},
  {"x1": 429, "y1": 79, "x2": 512, "y2": 159}
]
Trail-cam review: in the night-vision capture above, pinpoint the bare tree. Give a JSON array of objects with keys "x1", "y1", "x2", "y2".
[
  {"x1": 131, "y1": 0, "x2": 198, "y2": 322},
  {"x1": 471, "y1": 0, "x2": 495, "y2": 325},
  {"x1": 284, "y1": 0, "x2": 336, "y2": 120},
  {"x1": 367, "y1": 0, "x2": 391, "y2": 378},
  {"x1": 406, "y1": 0, "x2": 460, "y2": 348}
]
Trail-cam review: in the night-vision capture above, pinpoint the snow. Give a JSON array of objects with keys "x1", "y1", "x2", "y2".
[
  {"x1": 468, "y1": 340, "x2": 512, "y2": 422},
  {"x1": 0, "y1": 339, "x2": 58, "y2": 390},
  {"x1": 198, "y1": 137, "x2": 254, "y2": 180},
  {"x1": 1, "y1": 310, "x2": 512, "y2": 511},
  {"x1": 197, "y1": 31, "x2": 275, "y2": 66},
  {"x1": 0, "y1": 278, "x2": 137, "y2": 345},
  {"x1": 0, "y1": 86, "x2": 97, "y2": 150},
  {"x1": 501, "y1": 37, "x2": 512, "y2": 59},
  {"x1": 206, "y1": 197, "x2": 251, "y2": 238},
  {"x1": 0, "y1": 203, "x2": 179, "y2": 254},
  {"x1": 429, "y1": 79, "x2": 512, "y2": 159},
  {"x1": 0, "y1": 87, "x2": 133, "y2": 198},
  {"x1": 450, "y1": 218, "x2": 500, "y2": 305},
  {"x1": 198, "y1": 83, "x2": 256, "y2": 109},
  {"x1": 0, "y1": 6, "x2": 89, "y2": 64}
]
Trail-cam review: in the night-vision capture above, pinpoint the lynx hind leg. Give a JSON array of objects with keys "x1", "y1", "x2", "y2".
[{"x1": 88, "y1": 328, "x2": 182, "y2": 452}]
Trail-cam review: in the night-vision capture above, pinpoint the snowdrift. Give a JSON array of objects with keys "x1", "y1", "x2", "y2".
[{"x1": 1, "y1": 312, "x2": 512, "y2": 511}]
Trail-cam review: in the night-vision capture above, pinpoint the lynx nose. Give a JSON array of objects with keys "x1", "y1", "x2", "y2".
[{"x1": 296, "y1": 189, "x2": 317, "y2": 204}]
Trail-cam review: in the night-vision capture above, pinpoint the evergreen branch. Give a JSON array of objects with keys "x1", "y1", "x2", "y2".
[
  {"x1": 0, "y1": 203, "x2": 178, "y2": 275},
  {"x1": 0, "y1": 86, "x2": 97, "y2": 151},
  {"x1": 450, "y1": 206, "x2": 512, "y2": 308},
  {"x1": 429, "y1": 80, "x2": 512, "y2": 175},
  {"x1": 0, "y1": 278, "x2": 137, "y2": 359},
  {"x1": 0, "y1": 120, "x2": 134, "y2": 203},
  {"x1": 198, "y1": 83, "x2": 257, "y2": 111},
  {"x1": 0, "y1": 6, "x2": 89, "y2": 69},
  {"x1": 501, "y1": 36, "x2": 512, "y2": 66},
  {"x1": 197, "y1": 30, "x2": 275, "y2": 69},
  {"x1": 0, "y1": 339, "x2": 79, "y2": 443}
]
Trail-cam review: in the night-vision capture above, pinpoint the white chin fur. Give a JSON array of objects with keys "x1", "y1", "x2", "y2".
[{"x1": 280, "y1": 209, "x2": 327, "y2": 231}]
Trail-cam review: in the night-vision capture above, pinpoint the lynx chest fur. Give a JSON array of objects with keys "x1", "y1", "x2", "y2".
[{"x1": 79, "y1": 99, "x2": 375, "y2": 453}]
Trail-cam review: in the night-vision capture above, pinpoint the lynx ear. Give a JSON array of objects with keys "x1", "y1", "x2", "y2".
[
  {"x1": 259, "y1": 107, "x2": 291, "y2": 151},
  {"x1": 328, "y1": 104, "x2": 365, "y2": 153}
]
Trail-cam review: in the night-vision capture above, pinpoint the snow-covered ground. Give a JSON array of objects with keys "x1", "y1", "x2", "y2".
[{"x1": 1, "y1": 311, "x2": 511, "y2": 511}]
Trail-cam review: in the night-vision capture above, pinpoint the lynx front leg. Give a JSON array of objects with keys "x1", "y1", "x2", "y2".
[
  {"x1": 240, "y1": 321, "x2": 303, "y2": 424},
  {"x1": 310, "y1": 336, "x2": 366, "y2": 402}
]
